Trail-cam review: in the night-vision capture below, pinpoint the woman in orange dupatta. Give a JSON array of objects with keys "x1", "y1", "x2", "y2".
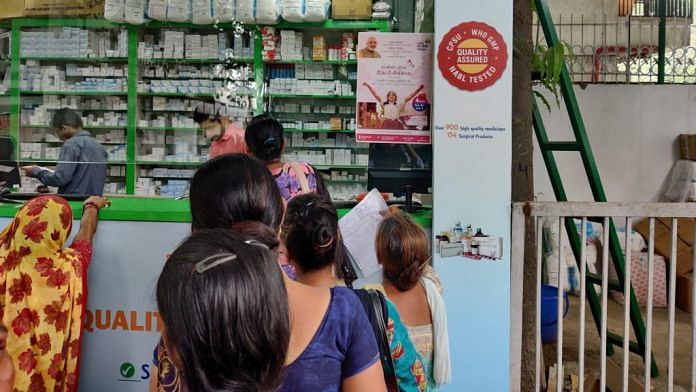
[{"x1": 0, "y1": 195, "x2": 109, "y2": 392}]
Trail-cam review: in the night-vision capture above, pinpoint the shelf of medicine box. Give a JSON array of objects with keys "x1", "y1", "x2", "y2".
[
  {"x1": 141, "y1": 21, "x2": 252, "y2": 30},
  {"x1": 140, "y1": 108, "x2": 195, "y2": 113},
  {"x1": 137, "y1": 92, "x2": 254, "y2": 98},
  {"x1": 266, "y1": 94, "x2": 355, "y2": 99},
  {"x1": 264, "y1": 59, "x2": 357, "y2": 65},
  {"x1": 323, "y1": 179, "x2": 367, "y2": 185},
  {"x1": 137, "y1": 126, "x2": 199, "y2": 132},
  {"x1": 21, "y1": 124, "x2": 127, "y2": 130},
  {"x1": 139, "y1": 75, "x2": 253, "y2": 81},
  {"x1": 284, "y1": 128, "x2": 355, "y2": 133},
  {"x1": 312, "y1": 164, "x2": 367, "y2": 170},
  {"x1": 139, "y1": 176, "x2": 194, "y2": 180},
  {"x1": 273, "y1": 19, "x2": 390, "y2": 31},
  {"x1": 19, "y1": 159, "x2": 127, "y2": 164},
  {"x1": 139, "y1": 57, "x2": 254, "y2": 64},
  {"x1": 19, "y1": 91, "x2": 128, "y2": 96},
  {"x1": 135, "y1": 161, "x2": 203, "y2": 166},
  {"x1": 36, "y1": 107, "x2": 129, "y2": 112},
  {"x1": 286, "y1": 146, "x2": 367, "y2": 151},
  {"x1": 272, "y1": 112, "x2": 355, "y2": 117},
  {"x1": 21, "y1": 57, "x2": 128, "y2": 62},
  {"x1": 36, "y1": 140, "x2": 126, "y2": 146}
]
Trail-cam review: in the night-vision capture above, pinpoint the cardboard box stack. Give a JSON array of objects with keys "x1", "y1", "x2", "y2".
[
  {"x1": 331, "y1": 0, "x2": 372, "y2": 20},
  {"x1": 636, "y1": 217, "x2": 695, "y2": 312}
]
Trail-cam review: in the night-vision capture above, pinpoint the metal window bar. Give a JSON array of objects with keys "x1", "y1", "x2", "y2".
[
  {"x1": 632, "y1": 0, "x2": 693, "y2": 18},
  {"x1": 510, "y1": 202, "x2": 696, "y2": 392},
  {"x1": 532, "y1": 13, "x2": 695, "y2": 83}
]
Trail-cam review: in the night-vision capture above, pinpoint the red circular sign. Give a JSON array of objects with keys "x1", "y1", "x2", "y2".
[{"x1": 437, "y1": 21, "x2": 508, "y2": 91}]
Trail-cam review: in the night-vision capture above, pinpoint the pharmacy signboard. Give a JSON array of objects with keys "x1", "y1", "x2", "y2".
[{"x1": 432, "y1": 1, "x2": 513, "y2": 390}]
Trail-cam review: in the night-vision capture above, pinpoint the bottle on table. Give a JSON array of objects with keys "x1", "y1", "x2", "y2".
[
  {"x1": 452, "y1": 222, "x2": 463, "y2": 243},
  {"x1": 462, "y1": 224, "x2": 473, "y2": 254},
  {"x1": 471, "y1": 239, "x2": 479, "y2": 256}
]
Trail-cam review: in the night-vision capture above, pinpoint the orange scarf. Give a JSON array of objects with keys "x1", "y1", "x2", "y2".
[{"x1": 0, "y1": 196, "x2": 89, "y2": 392}]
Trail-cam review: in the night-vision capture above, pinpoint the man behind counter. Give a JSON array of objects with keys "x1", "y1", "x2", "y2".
[
  {"x1": 22, "y1": 108, "x2": 107, "y2": 195},
  {"x1": 194, "y1": 102, "x2": 247, "y2": 159}
]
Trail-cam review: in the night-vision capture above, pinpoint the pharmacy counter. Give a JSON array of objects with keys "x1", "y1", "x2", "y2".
[
  {"x1": 0, "y1": 197, "x2": 431, "y2": 391},
  {"x1": 0, "y1": 197, "x2": 433, "y2": 226}
]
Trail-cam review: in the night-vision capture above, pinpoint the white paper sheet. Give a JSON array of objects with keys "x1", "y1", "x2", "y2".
[{"x1": 338, "y1": 188, "x2": 388, "y2": 276}]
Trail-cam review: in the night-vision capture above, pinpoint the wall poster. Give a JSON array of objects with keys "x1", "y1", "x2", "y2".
[{"x1": 356, "y1": 32, "x2": 433, "y2": 144}]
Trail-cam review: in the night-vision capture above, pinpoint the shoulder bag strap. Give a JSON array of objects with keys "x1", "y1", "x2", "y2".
[{"x1": 367, "y1": 289, "x2": 399, "y2": 392}]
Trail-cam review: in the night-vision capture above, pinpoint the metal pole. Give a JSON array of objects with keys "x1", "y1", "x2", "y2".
[{"x1": 658, "y1": 0, "x2": 667, "y2": 83}]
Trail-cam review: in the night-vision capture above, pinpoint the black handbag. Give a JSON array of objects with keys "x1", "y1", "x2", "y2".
[{"x1": 354, "y1": 288, "x2": 399, "y2": 392}]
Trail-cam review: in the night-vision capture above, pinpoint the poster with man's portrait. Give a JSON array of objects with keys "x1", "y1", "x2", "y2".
[{"x1": 356, "y1": 33, "x2": 433, "y2": 144}]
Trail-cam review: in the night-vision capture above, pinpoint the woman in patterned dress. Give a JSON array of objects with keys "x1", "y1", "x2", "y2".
[{"x1": 0, "y1": 195, "x2": 109, "y2": 391}]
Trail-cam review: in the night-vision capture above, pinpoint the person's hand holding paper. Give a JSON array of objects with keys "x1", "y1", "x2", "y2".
[{"x1": 338, "y1": 189, "x2": 389, "y2": 277}]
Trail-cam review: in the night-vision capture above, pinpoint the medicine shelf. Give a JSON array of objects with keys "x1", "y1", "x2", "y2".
[
  {"x1": 137, "y1": 92, "x2": 216, "y2": 98},
  {"x1": 284, "y1": 128, "x2": 355, "y2": 133},
  {"x1": 136, "y1": 92, "x2": 257, "y2": 98},
  {"x1": 140, "y1": 57, "x2": 254, "y2": 64},
  {"x1": 313, "y1": 164, "x2": 368, "y2": 170},
  {"x1": 286, "y1": 146, "x2": 368, "y2": 150},
  {"x1": 38, "y1": 108, "x2": 129, "y2": 112},
  {"x1": 264, "y1": 60, "x2": 357, "y2": 65},
  {"x1": 136, "y1": 160, "x2": 203, "y2": 166},
  {"x1": 22, "y1": 57, "x2": 128, "y2": 62},
  {"x1": 20, "y1": 91, "x2": 128, "y2": 96},
  {"x1": 324, "y1": 179, "x2": 368, "y2": 184},
  {"x1": 19, "y1": 159, "x2": 126, "y2": 164},
  {"x1": 22, "y1": 124, "x2": 127, "y2": 130},
  {"x1": 140, "y1": 176, "x2": 193, "y2": 180},
  {"x1": 139, "y1": 92, "x2": 255, "y2": 98},
  {"x1": 141, "y1": 21, "x2": 245, "y2": 29},
  {"x1": 38, "y1": 140, "x2": 126, "y2": 145},
  {"x1": 140, "y1": 108, "x2": 195, "y2": 113},
  {"x1": 272, "y1": 112, "x2": 355, "y2": 117},
  {"x1": 137, "y1": 127, "x2": 199, "y2": 132},
  {"x1": 267, "y1": 94, "x2": 356, "y2": 99},
  {"x1": 140, "y1": 75, "x2": 251, "y2": 81},
  {"x1": 8, "y1": 16, "x2": 393, "y2": 196},
  {"x1": 274, "y1": 19, "x2": 390, "y2": 31}
]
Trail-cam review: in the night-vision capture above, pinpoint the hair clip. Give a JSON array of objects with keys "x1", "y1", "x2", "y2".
[
  {"x1": 244, "y1": 239, "x2": 270, "y2": 250},
  {"x1": 194, "y1": 242, "x2": 270, "y2": 273},
  {"x1": 195, "y1": 253, "x2": 238, "y2": 274},
  {"x1": 297, "y1": 200, "x2": 316, "y2": 217}
]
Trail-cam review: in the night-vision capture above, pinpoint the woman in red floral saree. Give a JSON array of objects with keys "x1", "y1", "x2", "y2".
[{"x1": 0, "y1": 195, "x2": 109, "y2": 392}]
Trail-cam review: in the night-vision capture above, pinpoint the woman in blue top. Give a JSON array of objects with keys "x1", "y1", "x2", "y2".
[
  {"x1": 282, "y1": 193, "x2": 429, "y2": 391},
  {"x1": 150, "y1": 154, "x2": 385, "y2": 392}
]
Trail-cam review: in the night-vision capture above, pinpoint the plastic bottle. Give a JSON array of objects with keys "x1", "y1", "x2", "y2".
[
  {"x1": 463, "y1": 225, "x2": 473, "y2": 254},
  {"x1": 452, "y1": 222, "x2": 463, "y2": 243}
]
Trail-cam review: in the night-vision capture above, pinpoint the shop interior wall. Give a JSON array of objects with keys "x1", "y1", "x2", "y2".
[{"x1": 534, "y1": 84, "x2": 696, "y2": 202}]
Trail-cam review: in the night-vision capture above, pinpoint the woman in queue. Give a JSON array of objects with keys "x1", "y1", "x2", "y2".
[
  {"x1": 150, "y1": 154, "x2": 385, "y2": 392},
  {"x1": 282, "y1": 193, "x2": 429, "y2": 391},
  {"x1": 0, "y1": 195, "x2": 110, "y2": 391},
  {"x1": 370, "y1": 212, "x2": 452, "y2": 390}
]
